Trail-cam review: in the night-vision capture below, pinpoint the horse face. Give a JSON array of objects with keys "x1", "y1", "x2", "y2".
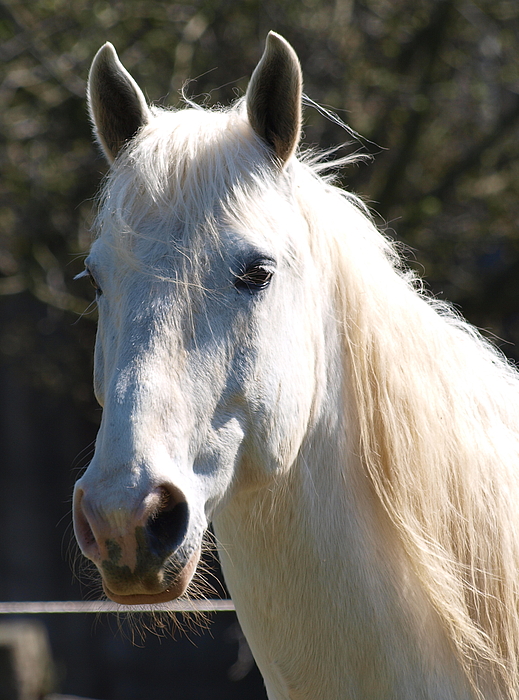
[
  {"x1": 73, "y1": 185, "x2": 324, "y2": 603},
  {"x1": 73, "y1": 34, "x2": 324, "y2": 603}
]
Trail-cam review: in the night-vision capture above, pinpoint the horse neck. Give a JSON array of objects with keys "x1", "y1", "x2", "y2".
[{"x1": 213, "y1": 378, "x2": 475, "y2": 700}]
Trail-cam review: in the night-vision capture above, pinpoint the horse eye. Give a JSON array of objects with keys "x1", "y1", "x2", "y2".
[
  {"x1": 75, "y1": 268, "x2": 102, "y2": 296},
  {"x1": 235, "y1": 261, "x2": 275, "y2": 293},
  {"x1": 89, "y1": 274, "x2": 101, "y2": 294}
]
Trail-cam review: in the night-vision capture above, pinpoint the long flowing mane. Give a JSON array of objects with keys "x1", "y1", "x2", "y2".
[
  {"x1": 295, "y1": 163, "x2": 519, "y2": 697},
  {"x1": 94, "y1": 96, "x2": 519, "y2": 698}
]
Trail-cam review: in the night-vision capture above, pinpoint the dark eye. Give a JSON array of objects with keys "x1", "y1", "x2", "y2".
[
  {"x1": 90, "y1": 274, "x2": 102, "y2": 296},
  {"x1": 234, "y1": 260, "x2": 275, "y2": 293},
  {"x1": 75, "y1": 267, "x2": 102, "y2": 296}
]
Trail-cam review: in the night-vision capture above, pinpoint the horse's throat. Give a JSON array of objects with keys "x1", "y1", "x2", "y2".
[{"x1": 214, "y1": 452, "x2": 474, "y2": 700}]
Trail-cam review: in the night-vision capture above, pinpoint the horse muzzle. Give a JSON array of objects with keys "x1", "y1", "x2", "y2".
[{"x1": 73, "y1": 482, "x2": 201, "y2": 604}]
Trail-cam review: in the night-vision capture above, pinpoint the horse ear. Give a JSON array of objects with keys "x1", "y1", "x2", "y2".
[
  {"x1": 246, "y1": 32, "x2": 302, "y2": 165},
  {"x1": 87, "y1": 43, "x2": 150, "y2": 162}
]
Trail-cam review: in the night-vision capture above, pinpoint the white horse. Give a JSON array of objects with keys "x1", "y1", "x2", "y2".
[{"x1": 73, "y1": 32, "x2": 519, "y2": 699}]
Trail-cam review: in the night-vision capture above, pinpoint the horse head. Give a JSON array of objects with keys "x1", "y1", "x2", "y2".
[{"x1": 73, "y1": 33, "x2": 330, "y2": 605}]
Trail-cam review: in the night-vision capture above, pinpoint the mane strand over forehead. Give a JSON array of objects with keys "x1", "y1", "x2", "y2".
[{"x1": 94, "y1": 104, "x2": 286, "y2": 261}]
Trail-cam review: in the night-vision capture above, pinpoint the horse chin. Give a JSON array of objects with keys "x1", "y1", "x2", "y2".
[{"x1": 102, "y1": 548, "x2": 201, "y2": 606}]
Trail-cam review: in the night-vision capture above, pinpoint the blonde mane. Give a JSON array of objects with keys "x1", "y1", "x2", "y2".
[
  {"x1": 294, "y1": 164, "x2": 519, "y2": 698},
  {"x1": 96, "y1": 100, "x2": 519, "y2": 698}
]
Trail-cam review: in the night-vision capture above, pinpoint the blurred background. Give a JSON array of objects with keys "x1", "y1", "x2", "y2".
[{"x1": 0, "y1": 0, "x2": 518, "y2": 697}]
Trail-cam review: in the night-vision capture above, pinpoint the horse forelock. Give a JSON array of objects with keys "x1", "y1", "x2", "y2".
[
  {"x1": 96, "y1": 103, "x2": 274, "y2": 232},
  {"x1": 93, "y1": 102, "x2": 301, "y2": 288}
]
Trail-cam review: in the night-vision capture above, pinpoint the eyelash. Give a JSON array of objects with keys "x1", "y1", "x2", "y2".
[
  {"x1": 234, "y1": 261, "x2": 275, "y2": 293},
  {"x1": 76, "y1": 260, "x2": 275, "y2": 297},
  {"x1": 90, "y1": 274, "x2": 102, "y2": 296}
]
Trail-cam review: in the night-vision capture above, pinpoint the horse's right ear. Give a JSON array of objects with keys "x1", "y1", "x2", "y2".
[{"x1": 87, "y1": 43, "x2": 150, "y2": 163}]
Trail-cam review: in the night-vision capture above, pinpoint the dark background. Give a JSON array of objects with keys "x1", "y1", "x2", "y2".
[{"x1": 1, "y1": 0, "x2": 518, "y2": 697}]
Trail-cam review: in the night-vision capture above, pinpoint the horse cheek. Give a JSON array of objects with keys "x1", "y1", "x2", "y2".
[{"x1": 93, "y1": 332, "x2": 105, "y2": 407}]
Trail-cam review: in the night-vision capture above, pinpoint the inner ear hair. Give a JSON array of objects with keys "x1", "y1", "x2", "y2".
[
  {"x1": 246, "y1": 32, "x2": 302, "y2": 165},
  {"x1": 87, "y1": 43, "x2": 150, "y2": 162}
]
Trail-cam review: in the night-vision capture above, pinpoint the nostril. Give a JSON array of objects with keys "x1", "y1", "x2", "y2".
[
  {"x1": 156, "y1": 486, "x2": 174, "y2": 512},
  {"x1": 81, "y1": 519, "x2": 96, "y2": 549},
  {"x1": 73, "y1": 489, "x2": 100, "y2": 561},
  {"x1": 147, "y1": 485, "x2": 189, "y2": 558}
]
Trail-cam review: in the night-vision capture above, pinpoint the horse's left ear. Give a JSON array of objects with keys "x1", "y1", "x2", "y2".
[
  {"x1": 246, "y1": 32, "x2": 302, "y2": 165},
  {"x1": 87, "y1": 43, "x2": 150, "y2": 162}
]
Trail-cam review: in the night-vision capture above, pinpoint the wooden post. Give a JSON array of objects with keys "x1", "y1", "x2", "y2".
[{"x1": 0, "y1": 620, "x2": 55, "y2": 700}]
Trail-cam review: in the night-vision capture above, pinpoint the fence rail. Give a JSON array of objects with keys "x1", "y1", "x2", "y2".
[{"x1": 0, "y1": 600, "x2": 235, "y2": 614}]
